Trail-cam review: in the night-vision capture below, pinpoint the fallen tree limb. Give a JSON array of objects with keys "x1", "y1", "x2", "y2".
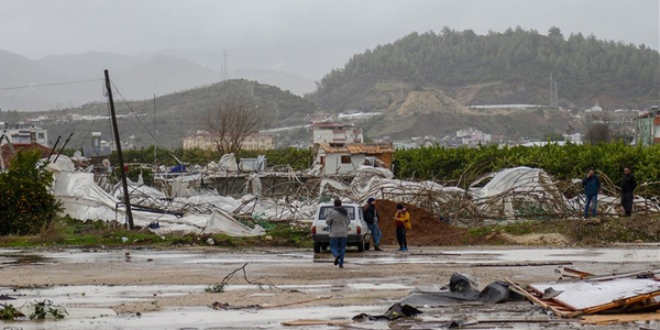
[{"x1": 262, "y1": 295, "x2": 332, "y2": 309}]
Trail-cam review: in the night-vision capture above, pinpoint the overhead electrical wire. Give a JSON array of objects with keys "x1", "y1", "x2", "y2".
[
  {"x1": 0, "y1": 78, "x2": 102, "y2": 91},
  {"x1": 109, "y1": 80, "x2": 166, "y2": 151}
]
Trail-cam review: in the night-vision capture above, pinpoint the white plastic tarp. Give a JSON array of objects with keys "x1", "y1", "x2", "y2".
[{"x1": 52, "y1": 169, "x2": 264, "y2": 236}]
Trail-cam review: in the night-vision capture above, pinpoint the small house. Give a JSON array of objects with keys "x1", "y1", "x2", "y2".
[{"x1": 313, "y1": 143, "x2": 394, "y2": 176}]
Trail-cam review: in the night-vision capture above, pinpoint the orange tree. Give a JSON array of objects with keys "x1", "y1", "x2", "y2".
[{"x1": 0, "y1": 150, "x2": 61, "y2": 235}]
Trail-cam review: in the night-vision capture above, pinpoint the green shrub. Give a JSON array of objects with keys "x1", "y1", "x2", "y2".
[{"x1": 0, "y1": 150, "x2": 61, "y2": 235}]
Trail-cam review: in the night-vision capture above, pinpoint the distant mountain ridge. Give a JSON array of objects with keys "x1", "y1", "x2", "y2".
[
  {"x1": 0, "y1": 50, "x2": 316, "y2": 110},
  {"x1": 5, "y1": 79, "x2": 319, "y2": 149}
]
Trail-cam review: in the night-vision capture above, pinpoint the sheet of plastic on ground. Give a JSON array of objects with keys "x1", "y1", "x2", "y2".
[
  {"x1": 529, "y1": 278, "x2": 660, "y2": 310},
  {"x1": 52, "y1": 171, "x2": 264, "y2": 236}
]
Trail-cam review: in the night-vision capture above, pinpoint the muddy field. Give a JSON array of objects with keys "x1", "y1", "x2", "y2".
[{"x1": 1, "y1": 245, "x2": 659, "y2": 329}]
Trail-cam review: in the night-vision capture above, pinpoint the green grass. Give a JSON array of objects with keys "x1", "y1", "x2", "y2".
[{"x1": 0, "y1": 217, "x2": 312, "y2": 249}]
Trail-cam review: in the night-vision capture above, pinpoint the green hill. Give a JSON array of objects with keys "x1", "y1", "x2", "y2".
[
  {"x1": 311, "y1": 27, "x2": 660, "y2": 112},
  {"x1": 9, "y1": 79, "x2": 319, "y2": 149}
]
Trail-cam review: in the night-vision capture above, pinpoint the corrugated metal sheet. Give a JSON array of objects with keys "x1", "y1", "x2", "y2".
[{"x1": 530, "y1": 278, "x2": 660, "y2": 310}]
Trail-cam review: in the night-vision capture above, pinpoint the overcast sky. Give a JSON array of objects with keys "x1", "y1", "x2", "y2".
[{"x1": 1, "y1": 0, "x2": 658, "y2": 78}]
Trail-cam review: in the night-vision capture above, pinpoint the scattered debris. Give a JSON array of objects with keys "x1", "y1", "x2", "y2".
[
  {"x1": 282, "y1": 319, "x2": 354, "y2": 326},
  {"x1": 352, "y1": 302, "x2": 423, "y2": 321},
  {"x1": 206, "y1": 263, "x2": 280, "y2": 295},
  {"x1": 399, "y1": 273, "x2": 521, "y2": 307},
  {"x1": 510, "y1": 267, "x2": 660, "y2": 318}
]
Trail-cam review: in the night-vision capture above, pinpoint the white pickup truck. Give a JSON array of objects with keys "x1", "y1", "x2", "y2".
[{"x1": 310, "y1": 202, "x2": 372, "y2": 253}]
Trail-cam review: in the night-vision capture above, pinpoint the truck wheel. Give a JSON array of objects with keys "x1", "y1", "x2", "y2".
[
  {"x1": 357, "y1": 239, "x2": 365, "y2": 252},
  {"x1": 314, "y1": 242, "x2": 321, "y2": 254}
]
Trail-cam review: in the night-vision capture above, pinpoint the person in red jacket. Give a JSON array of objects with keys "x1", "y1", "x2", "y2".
[{"x1": 394, "y1": 204, "x2": 410, "y2": 252}]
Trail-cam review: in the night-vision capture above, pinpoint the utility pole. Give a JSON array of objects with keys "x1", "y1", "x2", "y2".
[
  {"x1": 104, "y1": 69, "x2": 134, "y2": 230},
  {"x1": 153, "y1": 94, "x2": 157, "y2": 170}
]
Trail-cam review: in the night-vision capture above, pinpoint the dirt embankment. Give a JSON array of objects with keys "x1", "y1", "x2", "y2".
[{"x1": 374, "y1": 200, "x2": 468, "y2": 246}]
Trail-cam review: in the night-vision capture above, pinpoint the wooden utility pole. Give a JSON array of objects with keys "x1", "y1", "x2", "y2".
[{"x1": 104, "y1": 69, "x2": 134, "y2": 230}]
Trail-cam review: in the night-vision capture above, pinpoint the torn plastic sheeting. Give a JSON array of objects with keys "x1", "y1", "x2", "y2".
[
  {"x1": 399, "y1": 273, "x2": 517, "y2": 307},
  {"x1": 352, "y1": 302, "x2": 422, "y2": 321},
  {"x1": 201, "y1": 209, "x2": 265, "y2": 236},
  {"x1": 53, "y1": 172, "x2": 265, "y2": 236},
  {"x1": 245, "y1": 174, "x2": 263, "y2": 197},
  {"x1": 470, "y1": 167, "x2": 555, "y2": 198}
]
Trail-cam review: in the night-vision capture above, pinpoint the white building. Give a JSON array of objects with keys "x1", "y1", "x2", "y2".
[
  {"x1": 183, "y1": 130, "x2": 274, "y2": 151},
  {"x1": 314, "y1": 143, "x2": 394, "y2": 176},
  {"x1": 312, "y1": 122, "x2": 363, "y2": 146},
  {"x1": 0, "y1": 122, "x2": 49, "y2": 147},
  {"x1": 456, "y1": 127, "x2": 491, "y2": 146}
]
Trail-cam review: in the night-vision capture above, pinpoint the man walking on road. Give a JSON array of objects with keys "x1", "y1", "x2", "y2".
[
  {"x1": 621, "y1": 166, "x2": 637, "y2": 217},
  {"x1": 363, "y1": 197, "x2": 382, "y2": 251},
  {"x1": 326, "y1": 199, "x2": 350, "y2": 268}
]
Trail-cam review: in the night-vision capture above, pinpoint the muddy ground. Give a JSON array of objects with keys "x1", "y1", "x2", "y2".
[{"x1": 1, "y1": 245, "x2": 659, "y2": 329}]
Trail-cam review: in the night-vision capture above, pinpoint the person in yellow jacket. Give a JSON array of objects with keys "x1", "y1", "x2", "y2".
[{"x1": 394, "y1": 204, "x2": 410, "y2": 252}]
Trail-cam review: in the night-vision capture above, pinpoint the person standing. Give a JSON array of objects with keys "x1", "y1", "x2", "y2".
[
  {"x1": 363, "y1": 197, "x2": 383, "y2": 251},
  {"x1": 326, "y1": 199, "x2": 350, "y2": 268},
  {"x1": 620, "y1": 166, "x2": 637, "y2": 217},
  {"x1": 582, "y1": 168, "x2": 601, "y2": 218},
  {"x1": 394, "y1": 204, "x2": 410, "y2": 252}
]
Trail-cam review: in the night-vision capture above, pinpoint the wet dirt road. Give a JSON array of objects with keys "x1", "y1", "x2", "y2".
[{"x1": 1, "y1": 245, "x2": 658, "y2": 329}]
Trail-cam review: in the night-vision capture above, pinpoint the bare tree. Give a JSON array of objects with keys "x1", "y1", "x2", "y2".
[
  {"x1": 207, "y1": 101, "x2": 263, "y2": 155},
  {"x1": 585, "y1": 112, "x2": 611, "y2": 144}
]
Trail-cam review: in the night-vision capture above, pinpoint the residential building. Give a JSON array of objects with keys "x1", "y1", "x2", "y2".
[
  {"x1": 635, "y1": 106, "x2": 660, "y2": 146},
  {"x1": 183, "y1": 131, "x2": 274, "y2": 151},
  {"x1": 1, "y1": 143, "x2": 53, "y2": 171},
  {"x1": 83, "y1": 132, "x2": 113, "y2": 157},
  {"x1": 312, "y1": 122, "x2": 363, "y2": 146},
  {"x1": 0, "y1": 122, "x2": 49, "y2": 147},
  {"x1": 313, "y1": 143, "x2": 394, "y2": 176},
  {"x1": 456, "y1": 127, "x2": 492, "y2": 146}
]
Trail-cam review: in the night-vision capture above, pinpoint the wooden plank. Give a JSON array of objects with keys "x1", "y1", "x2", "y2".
[
  {"x1": 568, "y1": 290, "x2": 660, "y2": 318},
  {"x1": 282, "y1": 319, "x2": 353, "y2": 326},
  {"x1": 504, "y1": 277, "x2": 566, "y2": 318},
  {"x1": 263, "y1": 296, "x2": 332, "y2": 309},
  {"x1": 563, "y1": 267, "x2": 594, "y2": 278},
  {"x1": 582, "y1": 313, "x2": 660, "y2": 325}
]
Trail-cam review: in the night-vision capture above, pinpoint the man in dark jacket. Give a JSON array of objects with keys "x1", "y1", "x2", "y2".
[
  {"x1": 363, "y1": 197, "x2": 382, "y2": 251},
  {"x1": 582, "y1": 168, "x2": 601, "y2": 218},
  {"x1": 326, "y1": 199, "x2": 350, "y2": 268},
  {"x1": 620, "y1": 166, "x2": 637, "y2": 216}
]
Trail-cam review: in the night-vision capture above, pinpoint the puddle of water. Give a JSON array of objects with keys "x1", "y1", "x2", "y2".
[
  {"x1": 0, "y1": 253, "x2": 50, "y2": 267},
  {"x1": 9, "y1": 305, "x2": 387, "y2": 330},
  {"x1": 1, "y1": 282, "x2": 410, "y2": 308},
  {"x1": 4, "y1": 247, "x2": 658, "y2": 269},
  {"x1": 451, "y1": 248, "x2": 660, "y2": 263}
]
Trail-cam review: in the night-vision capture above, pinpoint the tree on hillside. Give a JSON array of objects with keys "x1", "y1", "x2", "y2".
[
  {"x1": 206, "y1": 100, "x2": 264, "y2": 155},
  {"x1": 585, "y1": 113, "x2": 611, "y2": 144},
  {"x1": 311, "y1": 27, "x2": 660, "y2": 111},
  {"x1": 548, "y1": 26, "x2": 563, "y2": 39}
]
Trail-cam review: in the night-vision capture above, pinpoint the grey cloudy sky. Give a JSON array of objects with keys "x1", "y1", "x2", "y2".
[{"x1": 1, "y1": 0, "x2": 658, "y2": 78}]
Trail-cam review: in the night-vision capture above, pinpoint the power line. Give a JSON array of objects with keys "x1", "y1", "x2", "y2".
[
  {"x1": 109, "y1": 80, "x2": 165, "y2": 150},
  {"x1": 0, "y1": 78, "x2": 102, "y2": 91}
]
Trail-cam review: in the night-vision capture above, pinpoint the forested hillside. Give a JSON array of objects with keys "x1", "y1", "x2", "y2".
[
  {"x1": 311, "y1": 27, "x2": 660, "y2": 111},
  {"x1": 11, "y1": 79, "x2": 319, "y2": 149}
]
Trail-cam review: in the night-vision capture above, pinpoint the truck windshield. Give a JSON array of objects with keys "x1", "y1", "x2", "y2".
[{"x1": 318, "y1": 206, "x2": 355, "y2": 221}]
